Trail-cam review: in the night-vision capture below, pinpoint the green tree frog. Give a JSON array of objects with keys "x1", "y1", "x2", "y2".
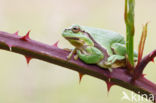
[{"x1": 62, "y1": 24, "x2": 137, "y2": 69}]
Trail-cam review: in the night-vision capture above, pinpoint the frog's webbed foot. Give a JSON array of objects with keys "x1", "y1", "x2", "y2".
[
  {"x1": 67, "y1": 48, "x2": 77, "y2": 60},
  {"x1": 98, "y1": 55, "x2": 126, "y2": 69},
  {"x1": 106, "y1": 55, "x2": 126, "y2": 68},
  {"x1": 98, "y1": 55, "x2": 125, "y2": 68},
  {"x1": 107, "y1": 55, "x2": 125, "y2": 64}
]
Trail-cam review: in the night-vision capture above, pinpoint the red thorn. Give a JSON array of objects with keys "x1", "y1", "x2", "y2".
[
  {"x1": 106, "y1": 79, "x2": 114, "y2": 94},
  {"x1": 52, "y1": 41, "x2": 59, "y2": 47},
  {"x1": 152, "y1": 58, "x2": 155, "y2": 63},
  {"x1": 24, "y1": 56, "x2": 32, "y2": 64},
  {"x1": 20, "y1": 30, "x2": 31, "y2": 41},
  {"x1": 14, "y1": 31, "x2": 19, "y2": 35},
  {"x1": 78, "y1": 72, "x2": 84, "y2": 84}
]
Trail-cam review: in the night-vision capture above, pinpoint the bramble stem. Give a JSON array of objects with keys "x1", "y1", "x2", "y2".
[{"x1": 0, "y1": 31, "x2": 156, "y2": 102}]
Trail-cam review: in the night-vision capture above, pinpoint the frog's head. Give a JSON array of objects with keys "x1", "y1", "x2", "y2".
[{"x1": 62, "y1": 24, "x2": 94, "y2": 48}]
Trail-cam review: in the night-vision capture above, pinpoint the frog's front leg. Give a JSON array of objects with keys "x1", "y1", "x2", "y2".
[
  {"x1": 77, "y1": 46, "x2": 104, "y2": 64},
  {"x1": 67, "y1": 48, "x2": 77, "y2": 60},
  {"x1": 111, "y1": 43, "x2": 126, "y2": 56}
]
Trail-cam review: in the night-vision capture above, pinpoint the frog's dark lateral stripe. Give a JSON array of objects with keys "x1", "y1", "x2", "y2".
[
  {"x1": 80, "y1": 30, "x2": 110, "y2": 61},
  {"x1": 65, "y1": 37, "x2": 80, "y2": 40}
]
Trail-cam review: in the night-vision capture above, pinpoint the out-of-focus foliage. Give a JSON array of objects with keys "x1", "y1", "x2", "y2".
[{"x1": 0, "y1": 0, "x2": 155, "y2": 103}]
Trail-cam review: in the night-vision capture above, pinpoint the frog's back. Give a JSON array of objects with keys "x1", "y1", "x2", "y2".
[{"x1": 81, "y1": 26, "x2": 125, "y2": 55}]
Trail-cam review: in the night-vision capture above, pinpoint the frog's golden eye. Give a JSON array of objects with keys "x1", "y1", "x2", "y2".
[{"x1": 72, "y1": 26, "x2": 80, "y2": 33}]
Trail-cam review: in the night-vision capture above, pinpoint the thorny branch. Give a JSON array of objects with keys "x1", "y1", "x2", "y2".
[{"x1": 0, "y1": 31, "x2": 156, "y2": 102}]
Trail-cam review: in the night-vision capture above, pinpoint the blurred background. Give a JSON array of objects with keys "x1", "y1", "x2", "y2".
[{"x1": 0, "y1": 0, "x2": 155, "y2": 103}]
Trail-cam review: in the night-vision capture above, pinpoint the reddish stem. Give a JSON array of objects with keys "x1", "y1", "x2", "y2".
[
  {"x1": 0, "y1": 31, "x2": 156, "y2": 102},
  {"x1": 134, "y1": 49, "x2": 156, "y2": 79}
]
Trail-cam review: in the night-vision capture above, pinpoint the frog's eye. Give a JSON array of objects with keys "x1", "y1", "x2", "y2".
[{"x1": 72, "y1": 26, "x2": 80, "y2": 33}]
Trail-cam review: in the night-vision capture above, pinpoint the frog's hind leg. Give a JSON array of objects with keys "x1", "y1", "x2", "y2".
[
  {"x1": 98, "y1": 55, "x2": 125, "y2": 68},
  {"x1": 111, "y1": 43, "x2": 126, "y2": 56},
  {"x1": 106, "y1": 43, "x2": 126, "y2": 65},
  {"x1": 111, "y1": 43, "x2": 138, "y2": 63}
]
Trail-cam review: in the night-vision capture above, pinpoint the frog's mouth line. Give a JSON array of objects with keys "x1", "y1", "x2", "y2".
[
  {"x1": 65, "y1": 37, "x2": 84, "y2": 47},
  {"x1": 65, "y1": 37, "x2": 80, "y2": 40}
]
